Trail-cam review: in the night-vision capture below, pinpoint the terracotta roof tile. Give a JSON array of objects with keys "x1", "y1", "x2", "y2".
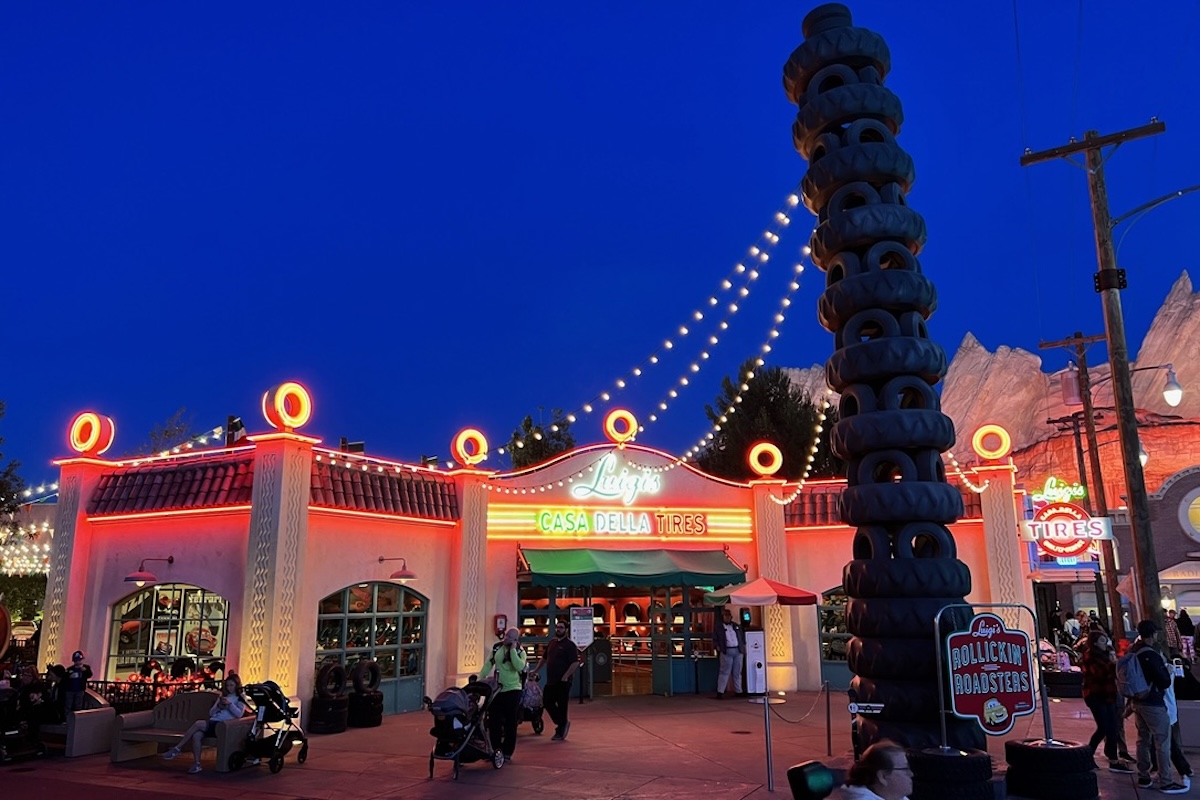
[
  {"x1": 87, "y1": 455, "x2": 256, "y2": 516},
  {"x1": 310, "y1": 461, "x2": 458, "y2": 522}
]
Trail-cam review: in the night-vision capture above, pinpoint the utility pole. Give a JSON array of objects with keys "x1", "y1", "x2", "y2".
[
  {"x1": 1024, "y1": 121, "x2": 1166, "y2": 628},
  {"x1": 1042, "y1": 332, "x2": 1124, "y2": 641}
]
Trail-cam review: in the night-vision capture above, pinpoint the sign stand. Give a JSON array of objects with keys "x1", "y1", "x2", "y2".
[{"x1": 569, "y1": 606, "x2": 594, "y2": 705}]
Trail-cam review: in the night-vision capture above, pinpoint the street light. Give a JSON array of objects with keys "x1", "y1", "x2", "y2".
[{"x1": 1062, "y1": 361, "x2": 1182, "y2": 409}]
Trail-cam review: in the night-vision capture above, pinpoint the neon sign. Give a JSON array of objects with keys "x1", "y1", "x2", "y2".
[
  {"x1": 1030, "y1": 476, "x2": 1086, "y2": 507},
  {"x1": 570, "y1": 453, "x2": 662, "y2": 506},
  {"x1": 1019, "y1": 502, "x2": 1113, "y2": 558}
]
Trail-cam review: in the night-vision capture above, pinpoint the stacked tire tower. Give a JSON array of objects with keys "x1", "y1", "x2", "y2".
[
  {"x1": 348, "y1": 660, "x2": 384, "y2": 728},
  {"x1": 783, "y1": 6, "x2": 991, "y2": 798},
  {"x1": 310, "y1": 662, "x2": 350, "y2": 735}
]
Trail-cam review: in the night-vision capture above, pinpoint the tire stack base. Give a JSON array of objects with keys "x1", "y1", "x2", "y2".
[
  {"x1": 1004, "y1": 739, "x2": 1097, "y2": 800},
  {"x1": 308, "y1": 695, "x2": 349, "y2": 735},
  {"x1": 348, "y1": 691, "x2": 384, "y2": 728},
  {"x1": 908, "y1": 746, "x2": 993, "y2": 800}
]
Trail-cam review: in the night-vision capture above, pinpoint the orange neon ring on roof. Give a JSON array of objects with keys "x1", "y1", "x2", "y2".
[
  {"x1": 748, "y1": 442, "x2": 783, "y2": 477},
  {"x1": 69, "y1": 411, "x2": 116, "y2": 456},
  {"x1": 262, "y1": 381, "x2": 313, "y2": 431},
  {"x1": 453, "y1": 428, "x2": 488, "y2": 466},
  {"x1": 603, "y1": 409, "x2": 638, "y2": 445},
  {"x1": 971, "y1": 424, "x2": 1012, "y2": 460}
]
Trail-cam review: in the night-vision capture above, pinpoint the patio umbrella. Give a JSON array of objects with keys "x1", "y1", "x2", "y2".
[{"x1": 707, "y1": 576, "x2": 818, "y2": 793}]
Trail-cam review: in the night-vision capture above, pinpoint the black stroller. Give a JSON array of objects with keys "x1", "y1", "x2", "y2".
[
  {"x1": 228, "y1": 680, "x2": 309, "y2": 774},
  {"x1": 425, "y1": 679, "x2": 504, "y2": 779},
  {"x1": 518, "y1": 659, "x2": 545, "y2": 734},
  {"x1": 0, "y1": 685, "x2": 47, "y2": 763}
]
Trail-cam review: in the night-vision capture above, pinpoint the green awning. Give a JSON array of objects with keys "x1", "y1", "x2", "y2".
[{"x1": 520, "y1": 548, "x2": 745, "y2": 588}]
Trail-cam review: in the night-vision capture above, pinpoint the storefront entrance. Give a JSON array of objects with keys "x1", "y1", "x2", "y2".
[{"x1": 316, "y1": 582, "x2": 427, "y2": 713}]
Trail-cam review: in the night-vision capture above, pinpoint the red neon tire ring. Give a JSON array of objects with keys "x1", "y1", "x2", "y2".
[
  {"x1": 452, "y1": 428, "x2": 488, "y2": 466},
  {"x1": 262, "y1": 381, "x2": 313, "y2": 431},
  {"x1": 748, "y1": 442, "x2": 783, "y2": 477},
  {"x1": 604, "y1": 409, "x2": 638, "y2": 445},
  {"x1": 971, "y1": 424, "x2": 1011, "y2": 460},
  {"x1": 68, "y1": 411, "x2": 116, "y2": 456}
]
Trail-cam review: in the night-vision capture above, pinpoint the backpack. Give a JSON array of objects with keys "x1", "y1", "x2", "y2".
[{"x1": 1117, "y1": 649, "x2": 1153, "y2": 699}]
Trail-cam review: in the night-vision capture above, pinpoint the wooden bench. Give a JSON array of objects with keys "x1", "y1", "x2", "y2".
[
  {"x1": 38, "y1": 689, "x2": 116, "y2": 757},
  {"x1": 111, "y1": 689, "x2": 254, "y2": 772}
]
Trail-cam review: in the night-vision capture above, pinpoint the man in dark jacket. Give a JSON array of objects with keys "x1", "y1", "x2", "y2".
[
  {"x1": 714, "y1": 608, "x2": 745, "y2": 699},
  {"x1": 1131, "y1": 619, "x2": 1186, "y2": 792},
  {"x1": 543, "y1": 620, "x2": 580, "y2": 741}
]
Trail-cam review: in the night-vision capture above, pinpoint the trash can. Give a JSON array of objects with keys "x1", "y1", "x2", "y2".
[{"x1": 592, "y1": 638, "x2": 613, "y2": 683}]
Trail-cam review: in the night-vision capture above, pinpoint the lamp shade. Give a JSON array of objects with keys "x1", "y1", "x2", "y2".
[
  {"x1": 124, "y1": 569, "x2": 158, "y2": 587},
  {"x1": 389, "y1": 564, "x2": 416, "y2": 583},
  {"x1": 1164, "y1": 368, "x2": 1184, "y2": 407}
]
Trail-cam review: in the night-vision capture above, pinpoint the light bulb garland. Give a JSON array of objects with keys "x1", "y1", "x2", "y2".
[
  {"x1": 483, "y1": 449, "x2": 619, "y2": 495},
  {"x1": 20, "y1": 483, "x2": 60, "y2": 502},
  {"x1": 496, "y1": 188, "x2": 803, "y2": 457},
  {"x1": 943, "y1": 450, "x2": 989, "y2": 494},
  {"x1": 769, "y1": 392, "x2": 835, "y2": 505},
  {"x1": 0, "y1": 520, "x2": 53, "y2": 575},
  {"x1": 119, "y1": 425, "x2": 230, "y2": 466}
]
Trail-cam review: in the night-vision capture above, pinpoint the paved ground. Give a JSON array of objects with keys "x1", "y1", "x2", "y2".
[{"x1": 0, "y1": 691, "x2": 1188, "y2": 799}]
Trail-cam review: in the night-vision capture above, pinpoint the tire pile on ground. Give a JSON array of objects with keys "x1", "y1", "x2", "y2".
[
  {"x1": 782, "y1": 1, "x2": 982, "y2": 757},
  {"x1": 310, "y1": 662, "x2": 350, "y2": 734},
  {"x1": 908, "y1": 747, "x2": 994, "y2": 800},
  {"x1": 348, "y1": 660, "x2": 384, "y2": 728},
  {"x1": 1004, "y1": 738, "x2": 1097, "y2": 800}
]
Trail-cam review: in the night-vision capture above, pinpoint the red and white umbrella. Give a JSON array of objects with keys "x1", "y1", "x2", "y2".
[{"x1": 705, "y1": 576, "x2": 818, "y2": 607}]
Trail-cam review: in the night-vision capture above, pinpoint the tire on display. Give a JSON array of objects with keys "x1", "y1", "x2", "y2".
[
  {"x1": 910, "y1": 777, "x2": 994, "y2": 800},
  {"x1": 858, "y1": 717, "x2": 986, "y2": 753},
  {"x1": 350, "y1": 659, "x2": 382, "y2": 693},
  {"x1": 847, "y1": 636, "x2": 939, "y2": 679},
  {"x1": 843, "y1": 558, "x2": 971, "y2": 598},
  {"x1": 839, "y1": 482, "x2": 963, "y2": 526},
  {"x1": 846, "y1": 597, "x2": 972, "y2": 639},
  {"x1": 850, "y1": 676, "x2": 942, "y2": 722},
  {"x1": 908, "y1": 747, "x2": 992, "y2": 783},
  {"x1": 1005, "y1": 766, "x2": 1098, "y2": 800},
  {"x1": 315, "y1": 663, "x2": 347, "y2": 699},
  {"x1": 830, "y1": 408, "x2": 952, "y2": 459},
  {"x1": 1003, "y1": 738, "x2": 1095, "y2": 773}
]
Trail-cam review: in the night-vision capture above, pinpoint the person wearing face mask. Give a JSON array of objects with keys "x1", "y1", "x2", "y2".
[
  {"x1": 543, "y1": 620, "x2": 581, "y2": 741},
  {"x1": 481, "y1": 627, "x2": 527, "y2": 764},
  {"x1": 1081, "y1": 630, "x2": 1135, "y2": 773}
]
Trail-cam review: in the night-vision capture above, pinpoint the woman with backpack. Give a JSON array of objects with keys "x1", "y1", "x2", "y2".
[{"x1": 1081, "y1": 630, "x2": 1134, "y2": 773}]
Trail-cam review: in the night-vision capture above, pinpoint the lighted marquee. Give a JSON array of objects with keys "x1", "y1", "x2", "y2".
[
  {"x1": 487, "y1": 503, "x2": 752, "y2": 541},
  {"x1": 1019, "y1": 501, "x2": 1113, "y2": 559}
]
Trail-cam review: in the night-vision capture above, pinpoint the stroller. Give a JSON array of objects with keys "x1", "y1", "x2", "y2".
[
  {"x1": 228, "y1": 680, "x2": 309, "y2": 774},
  {"x1": 425, "y1": 678, "x2": 504, "y2": 779},
  {"x1": 518, "y1": 659, "x2": 545, "y2": 734},
  {"x1": 0, "y1": 684, "x2": 47, "y2": 763}
]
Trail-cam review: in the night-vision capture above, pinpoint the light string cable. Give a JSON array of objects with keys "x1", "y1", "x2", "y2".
[
  {"x1": 20, "y1": 482, "x2": 60, "y2": 503},
  {"x1": 629, "y1": 243, "x2": 816, "y2": 473},
  {"x1": 484, "y1": 447, "x2": 626, "y2": 496},
  {"x1": 495, "y1": 187, "x2": 803, "y2": 457},
  {"x1": 767, "y1": 387, "x2": 836, "y2": 505},
  {"x1": 944, "y1": 448, "x2": 989, "y2": 494}
]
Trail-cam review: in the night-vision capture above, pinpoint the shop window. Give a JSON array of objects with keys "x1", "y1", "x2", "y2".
[
  {"x1": 108, "y1": 584, "x2": 230, "y2": 680},
  {"x1": 819, "y1": 586, "x2": 849, "y2": 662},
  {"x1": 315, "y1": 582, "x2": 427, "y2": 688}
]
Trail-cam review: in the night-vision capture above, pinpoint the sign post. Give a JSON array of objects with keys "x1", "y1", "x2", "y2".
[{"x1": 569, "y1": 607, "x2": 594, "y2": 703}]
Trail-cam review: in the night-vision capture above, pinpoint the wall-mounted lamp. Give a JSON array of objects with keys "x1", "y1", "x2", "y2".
[
  {"x1": 378, "y1": 556, "x2": 416, "y2": 584},
  {"x1": 125, "y1": 556, "x2": 174, "y2": 588}
]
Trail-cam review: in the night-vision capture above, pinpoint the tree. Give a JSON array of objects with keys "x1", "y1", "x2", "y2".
[
  {"x1": 507, "y1": 409, "x2": 576, "y2": 470},
  {"x1": 124, "y1": 407, "x2": 196, "y2": 457},
  {"x1": 696, "y1": 359, "x2": 844, "y2": 482},
  {"x1": 0, "y1": 401, "x2": 24, "y2": 542},
  {"x1": 0, "y1": 574, "x2": 46, "y2": 619}
]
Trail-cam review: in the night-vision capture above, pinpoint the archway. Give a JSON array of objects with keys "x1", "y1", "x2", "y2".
[
  {"x1": 316, "y1": 582, "x2": 427, "y2": 714},
  {"x1": 109, "y1": 583, "x2": 230, "y2": 680}
]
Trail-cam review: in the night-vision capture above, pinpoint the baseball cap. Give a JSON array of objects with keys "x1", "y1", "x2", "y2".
[{"x1": 72, "y1": 650, "x2": 85, "y2": 661}]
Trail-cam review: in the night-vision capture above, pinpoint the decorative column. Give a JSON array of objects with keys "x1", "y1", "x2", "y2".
[
  {"x1": 976, "y1": 461, "x2": 1036, "y2": 639},
  {"x1": 238, "y1": 383, "x2": 317, "y2": 695},
  {"x1": 749, "y1": 480, "x2": 803, "y2": 690},
  {"x1": 445, "y1": 428, "x2": 493, "y2": 686},
  {"x1": 784, "y1": 4, "x2": 981, "y2": 749}
]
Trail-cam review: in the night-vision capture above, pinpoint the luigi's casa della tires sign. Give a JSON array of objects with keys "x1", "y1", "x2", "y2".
[{"x1": 946, "y1": 613, "x2": 1036, "y2": 736}]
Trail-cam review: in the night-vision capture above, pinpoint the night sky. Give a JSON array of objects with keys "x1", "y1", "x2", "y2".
[{"x1": 4, "y1": 2, "x2": 1199, "y2": 486}]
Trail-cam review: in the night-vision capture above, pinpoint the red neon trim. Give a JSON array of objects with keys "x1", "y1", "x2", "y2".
[
  {"x1": 308, "y1": 506, "x2": 457, "y2": 526},
  {"x1": 90, "y1": 504, "x2": 254, "y2": 522}
]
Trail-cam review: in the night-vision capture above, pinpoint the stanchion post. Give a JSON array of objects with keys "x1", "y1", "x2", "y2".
[{"x1": 825, "y1": 681, "x2": 832, "y2": 757}]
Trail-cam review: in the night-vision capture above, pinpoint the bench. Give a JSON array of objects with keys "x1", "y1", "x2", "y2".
[
  {"x1": 38, "y1": 689, "x2": 116, "y2": 757},
  {"x1": 111, "y1": 689, "x2": 254, "y2": 772}
]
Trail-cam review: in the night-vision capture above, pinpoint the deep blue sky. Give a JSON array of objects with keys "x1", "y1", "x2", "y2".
[{"x1": 4, "y1": 2, "x2": 1200, "y2": 484}]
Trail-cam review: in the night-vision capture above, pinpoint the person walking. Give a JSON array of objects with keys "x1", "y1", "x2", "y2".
[
  {"x1": 1178, "y1": 609, "x2": 1196, "y2": 663},
  {"x1": 1128, "y1": 619, "x2": 1187, "y2": 793},
  {"x1": 714, "y1": 607, "x2": 745, "y2": 699},
  {"x1": 1166, "y1": 610, "x2": 1184, "y2": 660},
  {"x1": 543, "y1": 619, "x2": 580, "y2": 741},
  {"x1": 1080, "y1": 630, "x2": 1134, "y2": 773},
  {"x1": 481, "y1": 627, "x2": 526, "y2": 765},
  {"x1": 827, "y1": 741, "x2": 913, "y2": 800}
]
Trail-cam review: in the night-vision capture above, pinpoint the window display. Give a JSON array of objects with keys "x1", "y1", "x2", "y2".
[
  {"x1": 315, "y1": 582, "x2": 427, "y2": 691},
  {"x1": 108, "y1": 584, "x2": 229, "y2": 679}
]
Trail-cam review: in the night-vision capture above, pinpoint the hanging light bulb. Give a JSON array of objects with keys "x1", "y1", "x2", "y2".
[
  {"x1": 1163, "y1": 367, "x2": 1183, "y2": 407},
  {"x1": 1139, "y1": 440, "x2": 1150, "y2": 467}
]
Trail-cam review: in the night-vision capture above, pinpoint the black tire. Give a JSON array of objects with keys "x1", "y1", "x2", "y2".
[
  {"x1": 830, "y1": 408, "x2": 953, "y2": 459},
  {"x1": 911, "y1": 777, "x2": 994, "y2": 800},
  {"x1": 792, "y1": 83, "x2": 904, "y2": 160},
  {"x1": 847, "y1": 636, "x2": 940, "y2": 679},
  {"x1": 908, "y1": 747, "x2": 992, "y2": 783},
  {"x1": 783, "y1": 18, "x2": 890, "y2": 105},
  {"x1": 229, "y1": 751, "x2": 246, "y2": 771},
  {"x1": 844, "y1": 558, "x2": 972, "y2": 599},
  {"x1": 1005, "y1": 766, "x2": 1097, "y2": 800},
  {"x1": 532, "y1": 717, "x2": 544, "y2": 735},
  {"x1": 846, "y1": 597, "x2": 972, "y2": 639},
  {"x1": 269, "y1": 755, "x2": 283, "y2": 774},
  {"x1": 826, "y1": 337, "x2": 945, "y2": 394},
  {"x1": 839, "y1": 482, "x2": 964, "y2": 527},
  {"x1": 297, "y1": 744, "x2": 308, "y2": 764},
  {"x1": 858, "y1": 717, "x2": 986, "y2": 752},
  {"x1": 315, "y1": 663, "x2": 347, "y2": 699},
  {"x1": 1004, "y1": 738, "x2": 1094, "y2": 774},
  {"x1": 802, "y1": 143, "x2": 914, "y2": 210},
  {"x1": 850, "y1": 676, "x2": 942, "y2": 722},
  {"x1": 350, "y1": 659, "x2": 382, "y2": 693}
]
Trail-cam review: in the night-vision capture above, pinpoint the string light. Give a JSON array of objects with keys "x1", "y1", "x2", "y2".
[
  {"x1": 769, "y1": 393, "x2": 834, "y2": 505},
  {"x1": 501, "y1": 186, "x2": 803, "y2": 453},
  {"x1": 20, "y1": 483, "x2": 59, "y2": 501},
  {"x1": 944, "y1": 450, "x2": 989, "y2": 494}
]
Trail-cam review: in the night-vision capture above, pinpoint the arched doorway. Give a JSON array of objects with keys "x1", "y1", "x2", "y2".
[
  {"x1": 316, "y1": 582, "x2": 427, "y2": 713},
  {"x1": 109, "y1": 584, "x2": 230, "y2": 680}
]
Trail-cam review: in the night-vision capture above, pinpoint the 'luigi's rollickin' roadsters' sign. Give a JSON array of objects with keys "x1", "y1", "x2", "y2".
[{"x1": 946, "y1": 612, "x2": 1036, "y2": 736}]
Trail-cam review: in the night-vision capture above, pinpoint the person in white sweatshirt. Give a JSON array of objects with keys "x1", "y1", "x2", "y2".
[{"x1": 829, "y1": 741, "x2": 912, "y2": 800}]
